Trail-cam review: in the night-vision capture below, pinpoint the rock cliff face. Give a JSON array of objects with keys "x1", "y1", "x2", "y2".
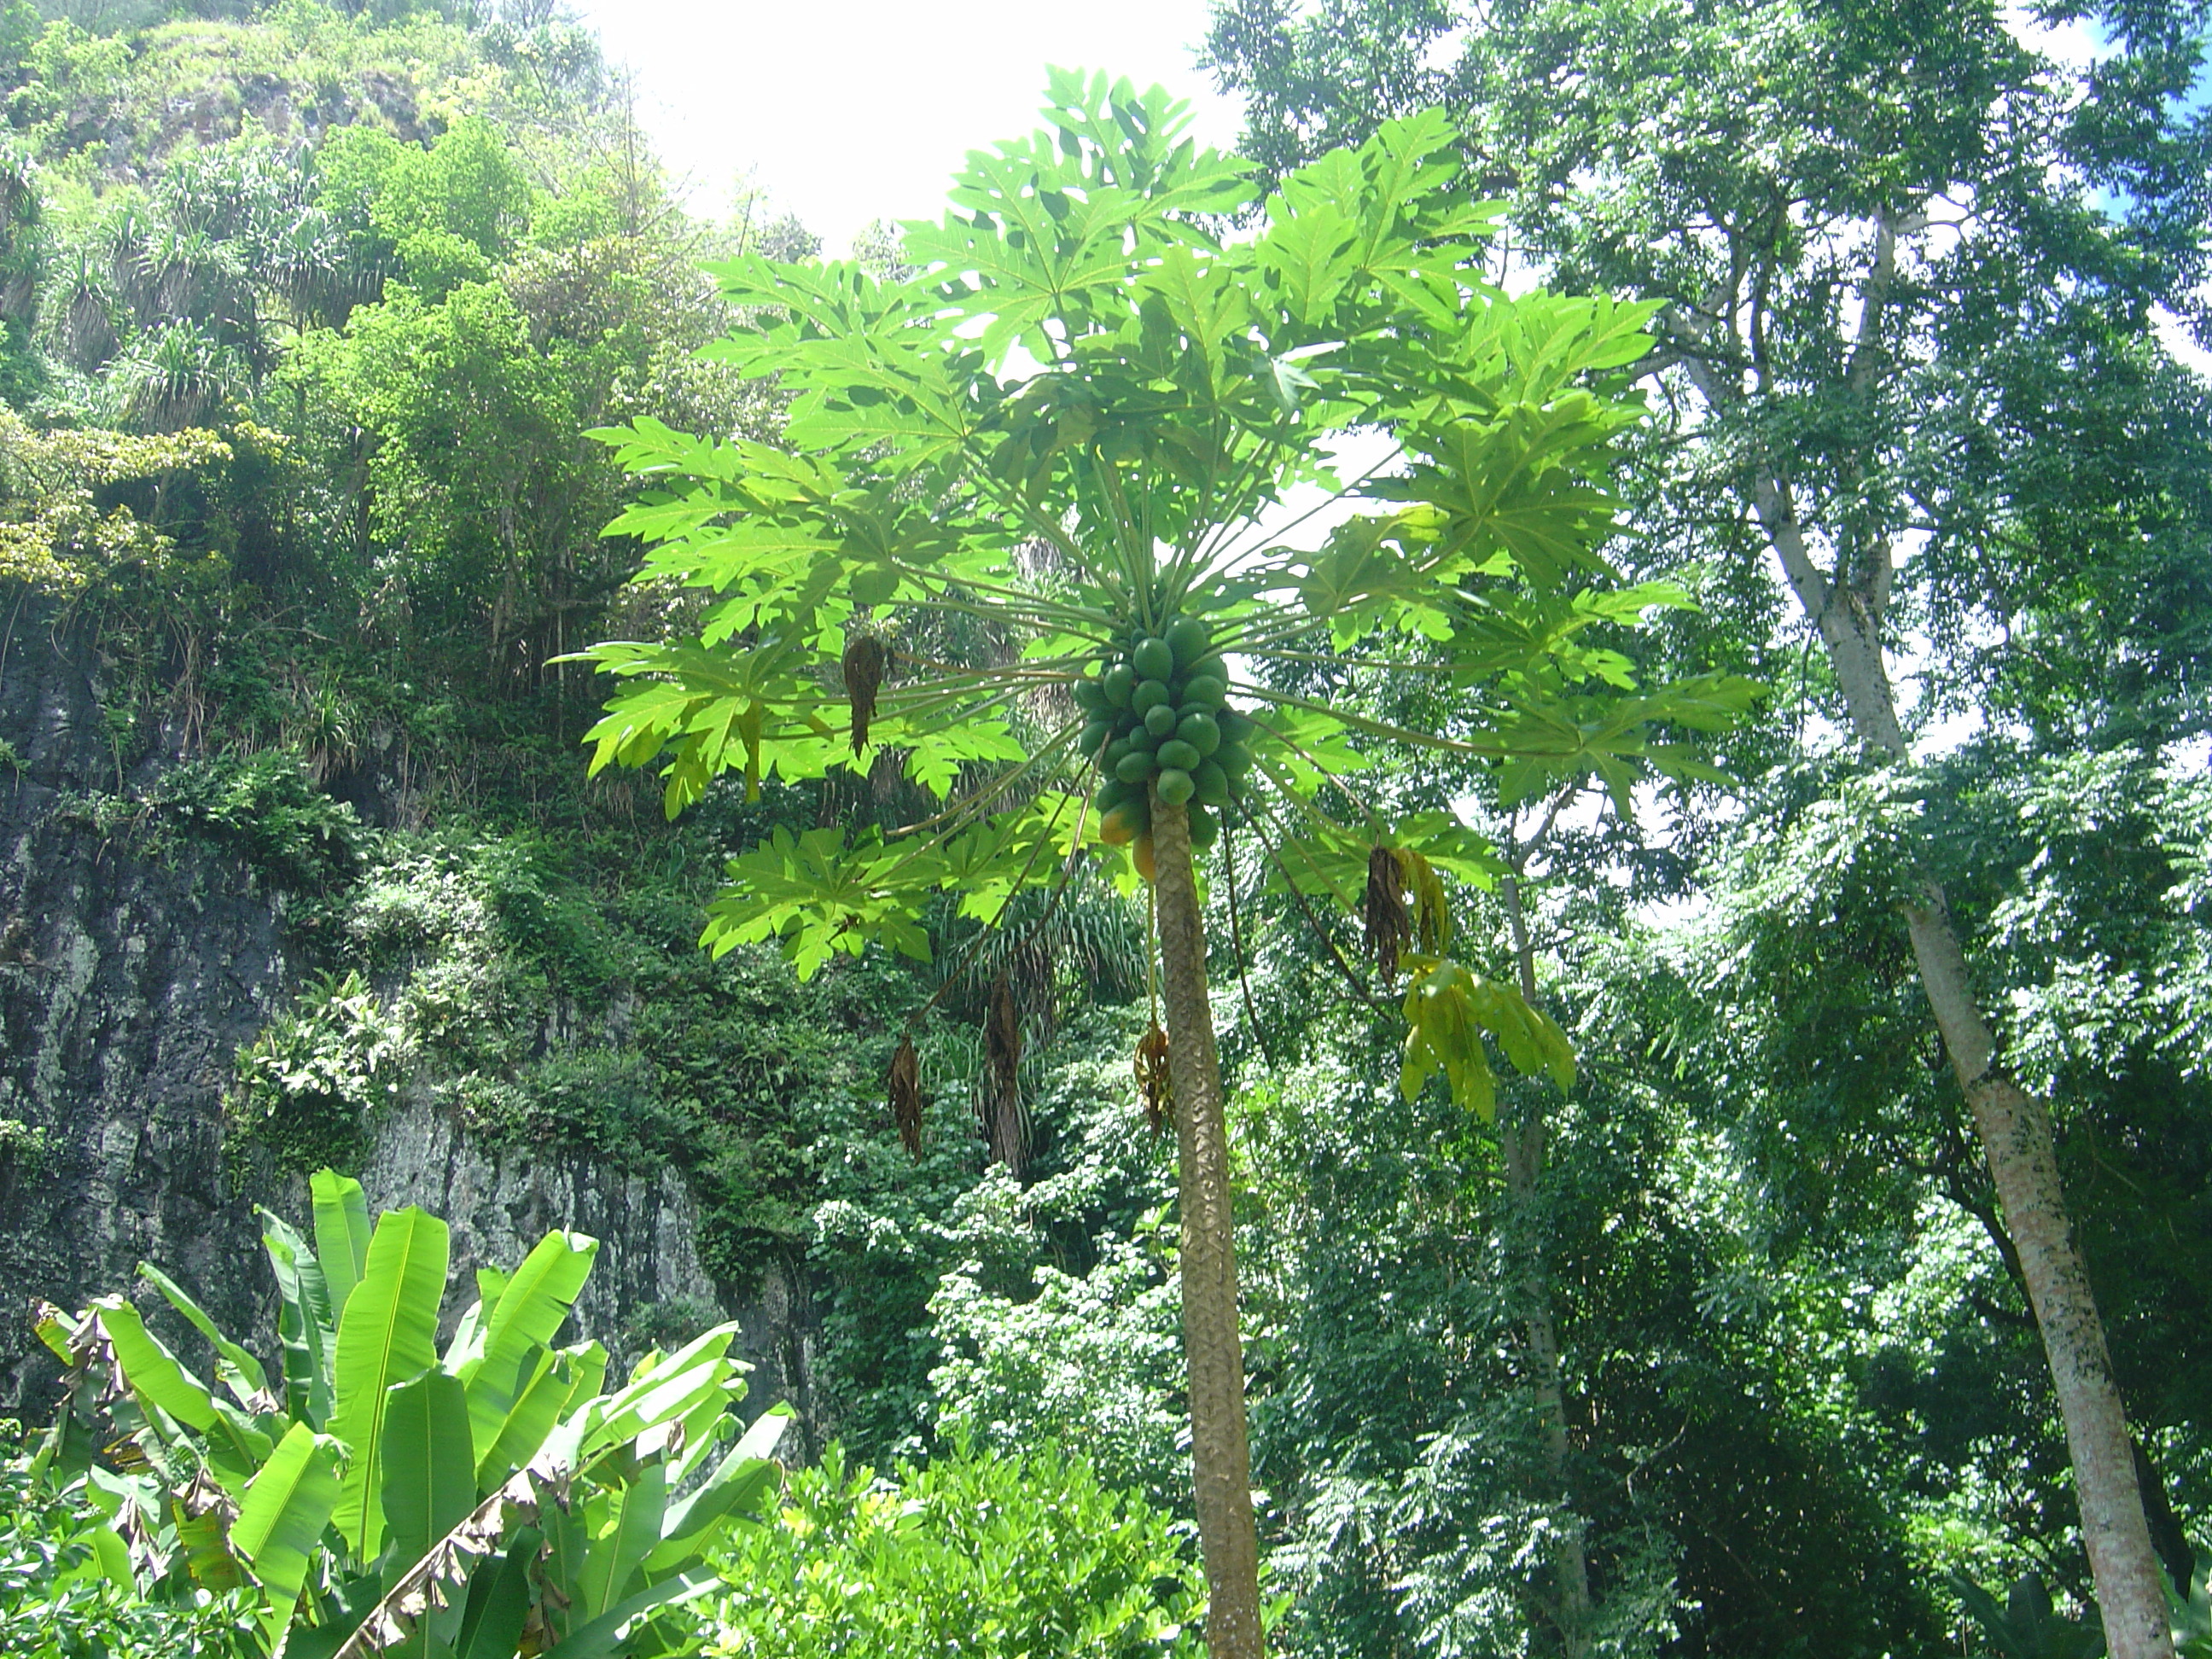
[
  {"x1": 357, "y1": 1103, "x2": 822, "y2": 1442},
  {"x1": 0, "y1": 605, "x2": 815, "y2": 1432}
]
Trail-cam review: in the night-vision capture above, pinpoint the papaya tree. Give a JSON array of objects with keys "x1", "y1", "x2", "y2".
[
  {"x1": 35, "y1": 1170, "x2": 789, "y2": 1658},
  {"x1": 572, "y1": 73, "x2": 1749, "y2": 1656}
]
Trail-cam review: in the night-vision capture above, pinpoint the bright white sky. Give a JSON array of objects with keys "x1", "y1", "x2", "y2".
[
  {"x1": 574, "y1": 1, "x2": 2210, "y2": 382},
  {"x1": 568, "y1": 0, "x2": 1242, "y2": 253}
]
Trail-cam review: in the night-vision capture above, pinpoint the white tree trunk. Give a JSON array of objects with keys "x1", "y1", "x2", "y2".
[{"x1": 1738, "y1": 473, "x2": 2174, "y2": 1659}]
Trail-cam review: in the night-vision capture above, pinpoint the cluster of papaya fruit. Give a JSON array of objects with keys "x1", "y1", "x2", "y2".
[{"x1": 1074, "y1": 614, "x2": 1255, "y2": 879}]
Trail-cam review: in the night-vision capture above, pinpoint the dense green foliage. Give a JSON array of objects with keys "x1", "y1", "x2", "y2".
[
  {"x1": 566, "y1": 76, "x2": 1767, "y2": 1648},
  {"x1": 696, "y1": 1441, "x2": 1207, "y2": 1656},
  {"x1": 1199, "y1": 0, "x2": 2212, "y2": 1651},
  {"x1": 0, "y1": 1426, "x2": 257, "y2": 1658},
  {"x1": 3, "y1": 0, "x2": 2209, "y2": 1655}
]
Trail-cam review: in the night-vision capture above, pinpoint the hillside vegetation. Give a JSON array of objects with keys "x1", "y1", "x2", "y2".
[{"x1": 0, "y1": 1, "x2": 2209, "y2": 1657}]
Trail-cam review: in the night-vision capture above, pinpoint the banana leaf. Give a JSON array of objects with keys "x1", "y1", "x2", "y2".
[
  {"x1": 329, "y1": 1207, "x2": 450, "y2": 1563},
  {"x1": 260, "y1": 1211, "x2": 337, "y2": 1429},
  {"x1": 575, "y1": 1457, "x2": 666, "y2": 1622},
  {"x1": 137, "y1": 1261, "x2": 271, "y2": 1405},
  {"x1": 380, "y1": 1368, "x2": 475, "y2": 1573},
  {"x1": 231, "y1": 1421, "x2": 341, "y2": 1649},
  {"x1": 463, "y1": 1230, "x2": 597, "y2": 1464},
  {"x1": 311, "y1": 1169, "x2": 372, "y2": 1324}
]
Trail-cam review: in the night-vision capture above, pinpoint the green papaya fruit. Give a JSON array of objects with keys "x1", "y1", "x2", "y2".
[
  {"x1": 1100, "y1": 799, "x2": 1149, "y2": 845},
  {"x1": 1157, "y1": 738, "x2": 1202, "y2": 772},
  {"x1": 1176, "y1": 712, "x2": 1220, "y2": 756},
  {"x1": 1165, "y1": 615, "x2": 1212, "y2": 670}
]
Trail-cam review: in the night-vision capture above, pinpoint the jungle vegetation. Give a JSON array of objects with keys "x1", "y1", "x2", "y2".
[{"x1": 0, "y1": 0, "x2": 2208, "y2": 1656}]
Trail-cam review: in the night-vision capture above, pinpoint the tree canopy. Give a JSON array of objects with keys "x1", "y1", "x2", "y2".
[{"x1": 0, "y1": 4, "x2": 2208, "y2": 1659}]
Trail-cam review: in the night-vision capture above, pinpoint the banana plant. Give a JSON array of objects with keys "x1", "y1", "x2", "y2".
[
  {"x1": 568, "y1": 72, "x2": 1749, "y2": 1655},
  {"x1": 1953, "y1": 1571, "x2": 2108, "y2": 1659},
  {"x1": 36, "y1": 1168, "x2": 789, "y2": 1657}
]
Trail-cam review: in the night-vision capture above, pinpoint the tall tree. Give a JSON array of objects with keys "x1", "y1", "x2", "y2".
[
  {"x1": 573, "y1": 75, "x2": 1743, "y2": 1654},
  {"x1": 1204, "y1": 3, "x2": 2211, "y2": 1654}
]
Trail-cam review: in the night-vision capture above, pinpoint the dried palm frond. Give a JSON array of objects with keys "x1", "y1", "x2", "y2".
[
  {"x1": 1136, "y1": 1022, "x2": 1173, "y2": 1135},
  {"x1": 888, "y1": 1035, "x2": 923, "y2": 1158},
  {"x1": 1363, "y1": 845, "x2": 1412, "y2": 984},
  {"x1": 842, "y1": 632, "x2": 888, "y2": 754},
  {"x1": 983, "y1": 975, "x2": 1027, "y2": 1174},
  {"x1": 58, "y1": 260, "x2": 117, "y2": 370},
  {"x1": 0, "y1": 151, "x2": 37, "y2": 235},
  {"x1": 944, "y1": 876, "x2": 1146, "y2": 1039},
  {"x1": 986, "y1": 976, "x2": 1022, "y2": 1101}
]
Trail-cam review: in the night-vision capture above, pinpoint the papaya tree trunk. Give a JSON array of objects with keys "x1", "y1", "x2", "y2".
[
  {"x1": 1150, "y1": 789, "x2": 1266, "y2": 1659},
  {"x1": 1499, "y1": 874, "x2": 1594, "y2": 1659}
]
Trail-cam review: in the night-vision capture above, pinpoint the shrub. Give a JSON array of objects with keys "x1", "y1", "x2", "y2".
[
  {"x1": 145, "y1": 750, "x2": 370, "y2": 892},
  {"x1": 699, "y1": 1441, "x2": 1204, "y2": 1658},
  {"x1": 0, "y1": 1115, "x2": 50, "y2": 1169},
  {"x1": 458, "y1": 1045, "x2": 681, "y2": 1165},
  {"x1": 0, "y1": 1422, "x2": 258, "y2": 1658},
  {"x1": 929, "y1": 1237, "x2": 1187, "y2": 1516},
  {"x1": 231, "y1": 967, "x2": 405, "y2": 1172}
]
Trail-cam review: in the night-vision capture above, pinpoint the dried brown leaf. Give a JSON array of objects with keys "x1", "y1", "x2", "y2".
[
  {"x1": 842, "y1": 634, "x2": 888, "y2": 754},
  {"x1": 332, "y1": 1465, "x2": 559, "y2": 1658},
  {"x1": 1135, "y1": 1022, "x2": 1173, "y2": 1135},
  {"x1": 1364, "y1": 845, "x2": 1412, "y2": 984},
  {"x1": 889, "y1": 1036, "x2": 923, "y2": 1158}
]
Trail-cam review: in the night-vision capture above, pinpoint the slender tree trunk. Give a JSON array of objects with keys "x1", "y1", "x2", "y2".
[
  {"x1": 1902, "y1": 894, "x2": 2173, "y2": 1659},
  {"x1": 1742, "y1": 485, "x2": 2174, "y2": 1659},
  {"x1": 1150, "y1": 790, "x2": 1266, "y2": 1659},
  {"x1": 1500, "y1": 874, "x2": 1595, "y2": 1659}
]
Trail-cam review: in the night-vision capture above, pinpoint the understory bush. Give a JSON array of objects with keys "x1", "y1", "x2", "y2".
[
  {"x1": 55, "y1": 750, "x2": 370, "y2": 894},
  {"x1": 0, "y1": 1424, "x2": 258, "y2": 1658},
  {"x1": 696, "y1": 1441, "x2": 1206, "y2": 1658},
  {"x1": 930, "y1": 1235, "x2": 1186, "y2": 1513},
  {"x1": 230, "y1": 966, "x2": 406, "y2": 1173}
]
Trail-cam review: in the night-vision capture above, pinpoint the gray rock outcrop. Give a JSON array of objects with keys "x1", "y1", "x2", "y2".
[{"x1": 0, "y1": 600, "x2": 812, "y2": 1431}]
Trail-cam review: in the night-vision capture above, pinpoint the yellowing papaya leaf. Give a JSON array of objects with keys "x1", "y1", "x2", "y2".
[{"x1": 1397, "y1": 954, "x2": 1575, "y2": 1119}]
